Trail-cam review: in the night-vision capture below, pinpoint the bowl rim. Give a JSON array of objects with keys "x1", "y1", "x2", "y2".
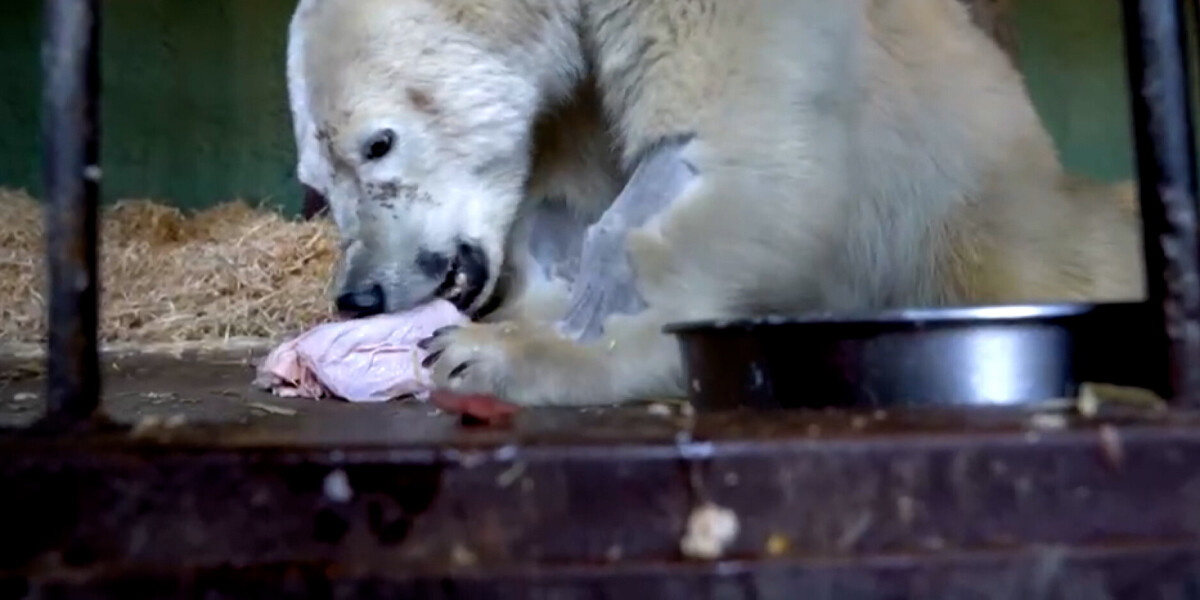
[{"x1": 661, "y1": 300, "x2": 1150, "y2": 335}]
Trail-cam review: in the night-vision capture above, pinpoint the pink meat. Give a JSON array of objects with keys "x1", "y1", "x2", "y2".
[
  {"x1": 253, "y1": 299, "x2": 468, "y2": 403},
  {"x1": 429, "y1": 391, "x2": 521, "y2": 424}
]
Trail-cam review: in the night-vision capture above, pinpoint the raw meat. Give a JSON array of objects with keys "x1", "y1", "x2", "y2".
[
  {"x1": 428, "y1": 391, "x2": 521, "y2": 424},
  {"x1": 253, "y1": 299, "x2": 467, "y2": 403}
]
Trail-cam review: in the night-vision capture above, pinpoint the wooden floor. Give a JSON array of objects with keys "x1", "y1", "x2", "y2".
[{"x1": 2, "y1": 351, "x2": 1200, "y2": 598}]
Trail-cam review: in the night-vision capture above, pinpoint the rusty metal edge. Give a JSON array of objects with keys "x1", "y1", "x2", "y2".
[
  {"x1": 10, "y1": 542, "x2": 1200, "y2": 599},
  {"x1": 1, "y1": 417, "x2": 1197, "y2": 578},
  {"x1": 0, "y1": 415, "x2": 1194, "y2": 461}
]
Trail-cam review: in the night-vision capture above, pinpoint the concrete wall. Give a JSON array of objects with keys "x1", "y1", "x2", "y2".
[{"x1": 0, "y1": 0, "x2": 1155, "y2": 215}]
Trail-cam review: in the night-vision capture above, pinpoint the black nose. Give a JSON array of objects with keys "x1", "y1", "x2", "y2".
[{"x1": 336, "y1": 284, "x2": 386, "y2": 318}]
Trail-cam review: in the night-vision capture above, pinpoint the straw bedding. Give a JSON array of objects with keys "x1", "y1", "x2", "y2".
[{"x1": 0, "y1": 188, "x2": 338, "y2": 356}]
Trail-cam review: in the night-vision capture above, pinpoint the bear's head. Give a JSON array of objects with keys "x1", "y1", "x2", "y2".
[{"x1": 288, "y1": 0, "x2": 582, "y2": 317}]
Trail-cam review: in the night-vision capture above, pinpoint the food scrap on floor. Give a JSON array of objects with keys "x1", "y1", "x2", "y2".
[
  {"x1": 253, "y1": 299, "x2": 467, "y2": 402},
  {"x1": 252, "y1": 299, "x2": 519, "y2": 424}
]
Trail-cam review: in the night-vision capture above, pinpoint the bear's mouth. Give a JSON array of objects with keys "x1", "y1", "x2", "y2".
[{"x1": 434, "y1": 242, "x2": 493, "y2": 316}]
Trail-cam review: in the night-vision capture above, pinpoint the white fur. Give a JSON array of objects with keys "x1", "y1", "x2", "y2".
[
  {"x1": 287, "y1": 0, "x2": 335, "y2": 221},
  {"x1": 288, "y1": 0, "x2": 1145, "y2": 406}
]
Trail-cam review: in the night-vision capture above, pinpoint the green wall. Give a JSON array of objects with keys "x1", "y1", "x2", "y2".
[
  {"x1": 0, "y1": 0, "x2": 1162, "y2": 214},
  {"x1": 1013, "y1": 0, "x2": 1135, "y2": 183},
  {"x1": 0, "y1": 0, "x2": 301, "y2": 213}
]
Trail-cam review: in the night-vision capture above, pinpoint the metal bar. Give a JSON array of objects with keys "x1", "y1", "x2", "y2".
[
  {"x1": 41, "y1": 0, "x2": 101, "y2": 426},
  {"x1": 1120, "y1": 0, "x2": 1200, "y2": 404}
]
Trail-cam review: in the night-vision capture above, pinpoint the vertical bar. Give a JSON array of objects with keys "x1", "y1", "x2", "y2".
[
  {"x1": 1120, "y1": 0, "x2": 1200, "y2": 404},
  {"x1": 41, "y1": 0, "x2": 101, "y2": 425}
]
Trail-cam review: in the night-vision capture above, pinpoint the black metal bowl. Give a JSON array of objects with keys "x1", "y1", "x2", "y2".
[{"x1": 663, "y1": 301, "x2": 1164, "y2": 410}]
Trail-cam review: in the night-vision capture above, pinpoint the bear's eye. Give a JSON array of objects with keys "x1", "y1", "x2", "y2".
[{"x1": 362, "y1": 129, "x2": 395, "y2": 161}]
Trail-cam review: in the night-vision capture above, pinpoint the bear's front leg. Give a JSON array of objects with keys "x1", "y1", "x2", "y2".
[
  {"x1": 419, "y1": 311, "x2": 682, "y2": 406},
  {"x1": 420, "y1": 136, "x2": 699, "y2": 406},
  {"x1": 420, "y1": 319, "x2": 599, "y2": 406}
]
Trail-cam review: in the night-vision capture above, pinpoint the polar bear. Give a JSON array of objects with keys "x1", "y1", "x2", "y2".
[{"x1": 286, "y1": 0, "x2": 1146, "y2": 407}]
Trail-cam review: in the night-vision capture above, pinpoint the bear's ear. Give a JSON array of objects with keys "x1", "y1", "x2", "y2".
[{"x1": 285, "y1": 0, "x2": 312, "y2": 141}]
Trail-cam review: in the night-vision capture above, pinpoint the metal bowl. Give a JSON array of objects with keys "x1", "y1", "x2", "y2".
[{"x1": 663, "y1": 301, "x2": 1164, "y2": 410}]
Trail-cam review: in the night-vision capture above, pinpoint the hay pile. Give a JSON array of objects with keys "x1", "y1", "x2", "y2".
[{"x1": 0, "y1": 188, "x2": 338, "y2": 354}]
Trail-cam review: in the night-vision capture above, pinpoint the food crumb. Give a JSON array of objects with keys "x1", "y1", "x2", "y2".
[
  {"x1": 1099, "y1": 425, "x2": 1124, "y2": 467},
  {"x1": 323, "y1": 469, "x2": 353, "y2": 503},
  {"x1": 131, "y1": 415, "x2": 163, "y2": 435},
  {"x1": 1076, "y1": 382, "x2": 1167, "y2": 417},
  {"x1": 1029, "y1": 412, "x2": 1068, "y2": 431},
  {"x1": 451, "y1": 544, "x2": 478, "y2": 567},
  {"x1": 647, "y1": 402, "x2": 673, "y2": 417},
  {"x1": 765, "y1": 533, "x2": 790, "y2": 556},
  {"x1": 495, "y1": 462, "x2": 527, "y2": 488},
  {"x1": 248, "y1": 402, "x2": 298, "y2": 416},
  {"x1": 680, "y1": 502, "x2": 739, "y2": 560}
]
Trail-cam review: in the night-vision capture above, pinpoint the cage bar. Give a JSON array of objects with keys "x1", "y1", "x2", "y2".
[
  {"x1": 1120, "y1": 0, "x2": 1200, "y2": 404},
  {"x1": 41, "y1": 0, "x2": 101, "y2": 426}
]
